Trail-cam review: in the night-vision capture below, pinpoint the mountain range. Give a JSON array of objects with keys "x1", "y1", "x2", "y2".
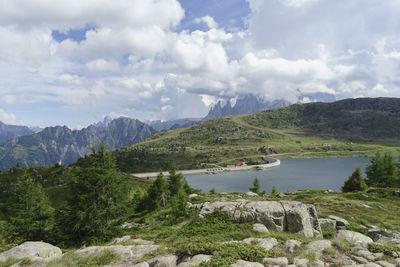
[
  {"x1": 115, "y1": 97, "x2": 400, "y2": 172},
  {"x1": 0, "y1": 122, "x2": 36, "y2": 143},
  {"x1": 0, "y1": 117, "x2": 155, "y2": 170}
]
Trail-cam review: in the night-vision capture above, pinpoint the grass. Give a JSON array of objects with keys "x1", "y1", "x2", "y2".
[
  {"x1": 368, "y1": 243, "x2": 400, "y2": 256},
  {"x1": 47, "y1": 250, "x2": 121, "y2": 267},
  {"x1": 115, "y1": 113, "x2": 400, "y2": 173},
  {"x1": 0, "y1": 258, "x2": 31, "y2": 267}
]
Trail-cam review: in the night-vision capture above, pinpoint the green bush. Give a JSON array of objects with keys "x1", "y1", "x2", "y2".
[
  {"x1": 368, "y1": 243, "x2": 400, "y2": 255},
  {"x1": 188, "y1": 242, "x2": 275, "y2": 266},
  {"x1": 342, "y1": 167, "x2": 368, "y2": 192}
]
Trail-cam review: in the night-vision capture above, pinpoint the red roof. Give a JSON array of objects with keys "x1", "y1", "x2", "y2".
[{"x1": 236, "y1": 162, "x2": 244, "y2": 166}]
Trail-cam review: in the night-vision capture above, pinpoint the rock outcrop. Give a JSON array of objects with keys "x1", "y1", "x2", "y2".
[
  {"x1": 196, "y1": 200, "x2": 322, "y2": 237},
  {"x1": 0, "y1": 241, "x2": 62, "y2": 262}
]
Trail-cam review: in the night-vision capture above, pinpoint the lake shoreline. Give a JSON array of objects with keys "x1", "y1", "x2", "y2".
[{"x1": 133, "y1": 156, "x2": 280, "y2": 178}]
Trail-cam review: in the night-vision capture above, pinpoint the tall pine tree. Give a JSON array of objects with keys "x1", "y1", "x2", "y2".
[
  {"x1": 8, "y1": 171, "x2": 54, "y2": 241},
  {"x1": 61, "y1": 143, "x2": 129, "y2": 245}
]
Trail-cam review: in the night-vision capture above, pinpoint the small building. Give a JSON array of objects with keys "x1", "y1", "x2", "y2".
[{"x1": 236, "y1": 162, "x2": 244, "y2": 167}]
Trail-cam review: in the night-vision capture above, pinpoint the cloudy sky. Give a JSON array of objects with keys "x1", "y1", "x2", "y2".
[{"x1": 1, "y1": 0, "x2": 400, "y2": 128}]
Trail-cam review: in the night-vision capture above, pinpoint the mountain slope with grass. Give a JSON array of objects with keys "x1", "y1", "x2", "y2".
[
  {"x1": 0, "y1": 118, "x2": 156, "y2": 170},
  {"x1": 115, "y1": 97, "x2": 400, "y2": 173}
]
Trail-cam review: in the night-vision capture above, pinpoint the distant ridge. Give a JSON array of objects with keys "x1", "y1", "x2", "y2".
[
  {"x1": 202, "y1": 95, "x2": 290, "y2": 121},
  {"x1": 0, "y1": 121, "x2": 35, "y2": 143},
  {"x1": 0, "y1": 117, "x2": 156, "y2": 170}
]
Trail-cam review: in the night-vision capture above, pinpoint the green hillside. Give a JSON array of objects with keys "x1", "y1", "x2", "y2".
[{"x1": 115, "y1": 98, "x2": 400, "y2": 173}]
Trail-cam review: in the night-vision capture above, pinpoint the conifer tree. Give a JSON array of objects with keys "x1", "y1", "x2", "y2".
[
  {"x1": 249, "y1": 177, "x2": 260, "y2": 194},
  {"x1": 342, "y1": 167, "x2": 368, "y2": 192},
  {"x1": 146, "y1": 172, "x2": 169, "y2": 210},
  {"x1": 168, "y1": 166, "x2": 184, "y2": 196},
  {"x1": 61, "y1": 143, "x2": 129, "y2": 245},
  {"x1": 8, "y1": 171, "x2": 54, "y2": 241}
]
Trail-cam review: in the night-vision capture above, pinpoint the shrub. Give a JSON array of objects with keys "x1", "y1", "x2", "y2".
[
  {"x1": 342, "y1": 167, "x2": 368, "y2": 192},
  {"x1": 368, "y1": 243, "x2": 400, "y2": 255}
]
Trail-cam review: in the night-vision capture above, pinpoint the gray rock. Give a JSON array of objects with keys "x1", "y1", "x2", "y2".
[
  {"x1": 313, "y1": 260, "x2": 325, "y2": 267},
  {"x1": 106, "y1": 263, "x2": 150, "y2": 267},
  {"x1": 364, "y1": 263, "x2": 381, "y2": 267},
  {"x1": 308, "y1": 204, "x2": 323, "y2": 238},
  {"x1": 329, "y1": 215, "x2": 349, "y2": 229},
  {"x1": 284, "y1": 239, "x2": 302, "y2": 253},
  {"x1": 252, "y1": 223, "x2": 269, "y2": 234},
  {"x1": 177, "y1": 254, "x2": 212, "y2": 267},
  {"x1": 230, "y1": 260, "x2": 264, "y2": 267},
  {"x1": 336, "y1": 230, "x2": 373, "y2": 244},
  {"x1": 262, "y1": 257, "x2": 288, "y2": 266},
  {"x1": 198, "y1": 200, "x2": 322, "y2": 237},
  {"x1": 367, "y1": 228, "x2": 400, "y2": 244},
  {"x1": 306, "y1": 240, "x2": 332, "y2": 254},
  {"x1": 148, "y1": 255, "x2": 178, "y2": 267},
  {"x1": 293, "y1": 257, "x2": 308, "y2": 267},
  {"x1": 395, "y1": 258, "x2": 400, "y2": 266},
  {"x1": 243, "y1": 238, "x2": 278, "y2": 250},
  {"x1": 319, "y1": 218, "x2": 337, "y2": 230},
  {"x1": 111, "y1": 235, "x2": 132, "y2": 244},
  {"x1": 356, "y1": 249, "x2": 376, "y2": 261},
  {"x1": 352, "y1": 255, "x2": 369, "y2": 264},
  {"x1": 376, "y1": 261, "x2": 396, "y2": 267},
  {"x1": 0, "y1": 241, "x2": 62, "y2": 262},
  {"x1": 188, "y1": 194, "x2": 198, "y2": 199},
  {"x1": 281, "y1": 201, "x2": 316, "y2": 237},
  {"x1": 246, "y1": 192, "x2": 259, "y2": 197},
  {"x1": 74, "y1": 244, "x2": 159, "y2": 263}
]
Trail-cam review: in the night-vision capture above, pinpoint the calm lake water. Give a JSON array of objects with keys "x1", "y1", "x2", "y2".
[{"x1": 185, "y1": 157, "x2": 370, "y2": 193}]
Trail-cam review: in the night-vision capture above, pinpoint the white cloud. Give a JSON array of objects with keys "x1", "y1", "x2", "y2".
[
  {"x1": 0, "y1": 109, "x2": 18, "y2": 124},
  {"x1": 194, "y1": 16, "x2": 218, "y2": 29},
  {"x1": 86, "y1": 59, "x2": 120, "y2": 72},
  {"x1": 1, "y1": 0, "x2": 400, "y2": 126}
]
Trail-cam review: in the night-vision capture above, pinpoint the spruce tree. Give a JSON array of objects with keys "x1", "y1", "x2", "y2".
[
  {"x1": 146, "y1": 172, "x2": 169, "y2": 210},
  {"x1": 342, "y1": 167, "x2": 368, "y2": 192},
  {"x1": 249, "y1": 177, "x2": 260, "y2": 194},
  {"x1": 61, "y1": 143, "x2": 129, "y2": 245},
  {"x1": 8, "y1": 171, "x2": 54, "y2": 241},
  {"x1": 366, "y1": 152, "x2": 398, "y2": 187},
  {"x1": 168, "y1": 166, "x2": 184, "y2": 196}
]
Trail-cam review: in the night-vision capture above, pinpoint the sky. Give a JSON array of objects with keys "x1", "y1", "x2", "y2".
[{"x1": 0, "y1": 0, "x2": 400, "y2": 128}]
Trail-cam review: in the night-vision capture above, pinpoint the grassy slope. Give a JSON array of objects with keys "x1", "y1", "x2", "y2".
[{"x1": 115, "y1": 108, "x2": 400, "y2": 173}]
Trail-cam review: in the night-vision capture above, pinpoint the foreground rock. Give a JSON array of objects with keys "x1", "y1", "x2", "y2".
[
  {"x1": 0, "y1": 241, "x2": 62, "y2": 262},
  {"x1": 336, "y1": 230, "x2": 373, "y2": 244},
  {"x1": 196, "y1": 200, "x2": 322, "y2": 237},
  {"x1": 242, "y1": 238, "x2": 278, "y2": 250},
  {"x1": 148, "y1": 254, "x2": 177, "y2": 267},
  {"x1": 367, "y1": 228, "x2": 400, "y2": 244},
  {"x1": 231, "y1": 260, "x2": 263, "y2": 267},
  {"x1": 177, "y1": 254, "x2": 212, "y2": 267},
  {"x1": 74, "y1": 244, "x2": 159, "y2": 264}
]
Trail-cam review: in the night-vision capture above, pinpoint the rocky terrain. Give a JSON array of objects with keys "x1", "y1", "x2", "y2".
[
  {"x1": 1, "y1": 198, "x2": 399, "y2": 267},
  {"x1": 0, "y1": 117, "x2": 156, "y2": 170}
]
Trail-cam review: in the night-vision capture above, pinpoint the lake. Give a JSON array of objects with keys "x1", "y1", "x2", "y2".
[{"x1": 185, "y1": 157, "x2": 371, "y2": 193}]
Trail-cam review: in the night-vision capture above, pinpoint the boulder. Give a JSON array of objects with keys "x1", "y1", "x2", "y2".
[
  {"x1": 305, "y1": 240, "x2": 332, "y2": 254},
  {"x1": 242, "y1": 238, "x2": 278, "y2": 250},
  {"x1": 188, "y1": 194, "x2": 198, "y2": 199},
  {"x1": 0, "y1": 241, "x2": 62, "y2": 262},
  {"x1": 252, "y1": 223, "x2": 269, "y2": 234},
  {"x1": 375, "y1": 261, "x2": 396, "y2": 267},
  {"x1": 246, "y1": 192, "x2": 259, "y2": 197},
  {"x1": 230, "y1": 260, "x2": 264, "y2": 267},
  {"x1": 262, "y1": 257, "x2": 288, "y2": 266},
  {"x1": 328, "y1": 215, "x2": 349, "y2": 229},
  {"x1": 367, "y1": 228, "x2": 400, "y2": 244},
  {"x1": 336, "y1": 230, "x2": 373, "y2": 244},
  {"x1": 148, "y1": 255, "x2": 178, "y2": 267},
  {"x1": 74, "y1": 244, "x2": 159, "y2": 263},
  {"x1": 197, "y1": 200, "x2": 321, "y2": 237},
  {"x1": 177, "y1": 254, "x2": 212, "y2": 267},
  {"x1": 318, "y1": 218, "x2": 337, "y2": 230},
  {"x1": 284, "y1": 239, "x2": 302, "y2": 253}
]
